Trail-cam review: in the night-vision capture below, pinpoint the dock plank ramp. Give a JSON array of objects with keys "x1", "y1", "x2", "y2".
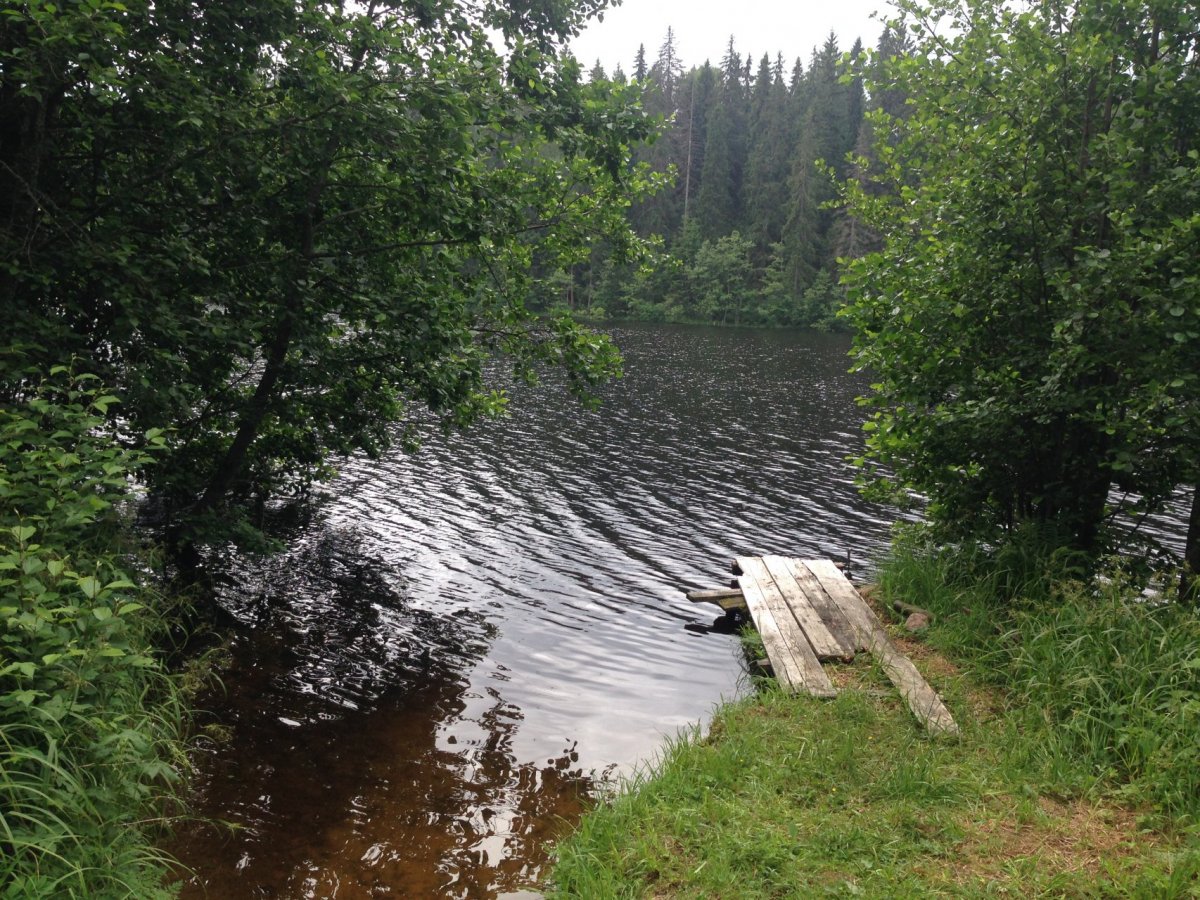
[
  {"x1": 738, "y1": 573, "x2": 836, "y2": 698},
  {"x1": 804, "y1": 559, "x2": 959, "y2": 737},
  {"x1": 689, "y1": 557, "x2": 958, "y2": 736}
]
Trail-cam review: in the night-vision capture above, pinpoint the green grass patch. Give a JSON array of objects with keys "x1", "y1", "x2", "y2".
[
  {"x1": 878, "y1": 530, "x2": 1200, "y2": 823},
  {"x1": 550, "y1": 534, "x2": 1200, "y2": 897}
]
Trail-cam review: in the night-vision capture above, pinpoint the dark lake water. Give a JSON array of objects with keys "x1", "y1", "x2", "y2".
[{"x1": 169, "y1": 324, "x2": 905, "y2": 897}]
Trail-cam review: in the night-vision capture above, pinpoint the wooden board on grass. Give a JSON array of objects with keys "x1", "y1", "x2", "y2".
[
  {"x1": 759, "y1": 554, "x2": 855, "y2": 661},
  {"x1": 801, "y1": 558, "x2": 958, "y2": 736},
  {"x1": 781, "y1": 556, "x2": 861, "y2": 654}
]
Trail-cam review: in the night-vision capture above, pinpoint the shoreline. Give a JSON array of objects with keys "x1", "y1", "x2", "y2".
[{"x1": 547, "y1": 553, "x2": 1200, "y2": 897}]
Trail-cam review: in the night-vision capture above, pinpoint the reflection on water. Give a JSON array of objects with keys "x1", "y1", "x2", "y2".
[
  {"x1": 173, "y1": 528, "x2": 598, "y2": 898},
  {"x1": 172, "y1": 325, "x2": 899, "y2": 897}
]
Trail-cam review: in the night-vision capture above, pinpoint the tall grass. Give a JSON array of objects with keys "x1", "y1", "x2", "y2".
[
  {"x1": 1, "y1": 372, "x2": 188, "y2": 896},
  {"x1": 878, "y1": 527, "x2": 1200, "y2": 822}
]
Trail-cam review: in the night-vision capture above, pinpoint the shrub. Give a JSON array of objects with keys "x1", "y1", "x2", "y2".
[{"x1": 0, "y1": 369, "x2": 185, "y2": 896}]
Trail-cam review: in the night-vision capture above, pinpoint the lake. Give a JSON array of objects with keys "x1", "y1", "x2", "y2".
[{"x1": 171, "y1": 323, "x2": 903, "y2": 897}]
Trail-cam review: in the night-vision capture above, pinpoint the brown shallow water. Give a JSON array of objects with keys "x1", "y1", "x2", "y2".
[
  {"x1": 167, "y1": 325, "x2": 906, "y2": 897},
  {"x1": 175, "y1": 627, "x2": 589, "y2": 897}
]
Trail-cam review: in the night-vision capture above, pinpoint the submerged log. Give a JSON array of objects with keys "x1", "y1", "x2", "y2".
[{"x1": 685, "y1": 587, "x2": 747, "y2": 611}]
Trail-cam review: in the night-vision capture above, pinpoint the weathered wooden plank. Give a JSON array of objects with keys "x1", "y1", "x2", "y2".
[
  {"x1": 761, "y1": 555, "x2": 855, "y2": 661},
  {"x1": 685, "y1": 587, "x2": 747, "y2": 611},
  {"x1": 782, "y1": 556, "x2": 861, "y2": 654},
  {"x1": 801, "y1": 559, "x2": 958, "y2": 736},
  {"x1": 799, "y1": 560, "x2": 884, "y2": 651},
  {"x1": 736, "y1": 575, "x2": 806, "y2": 692},
  {"x1": 740, "y1": 574, "x2": 836, "y2": 699},
  {"x1": 737, "y1": 558, "x2": 836, "y2": 699}
]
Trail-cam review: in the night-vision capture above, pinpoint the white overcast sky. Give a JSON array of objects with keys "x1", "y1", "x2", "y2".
[{"x1": 570, "y1": 0, "x2": 895, "y2": 74}]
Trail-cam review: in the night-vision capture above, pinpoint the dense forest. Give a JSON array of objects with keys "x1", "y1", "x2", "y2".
[
  {"x1": 532, "y1": 24, "x2": 910, "y2": 329},
  {"x1": 556, "y1": 7, "x2": 1200, "y2": 894}
]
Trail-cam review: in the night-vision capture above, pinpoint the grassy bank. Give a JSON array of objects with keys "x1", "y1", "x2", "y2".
[{"x1": 550, "y1": 537, "x2": 1200, "y2": 897}]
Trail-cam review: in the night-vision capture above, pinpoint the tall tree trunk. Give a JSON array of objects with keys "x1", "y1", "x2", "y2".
[
  {"x1": 194, "y1": 311, "x2": 295, "y2": 514},
  {"x1": 192, "y1": 174, "x2": 325, "y2": 518},
  {"x1": 1065, "y1": 471, "x2": 1110, "y2": 555},
  {"x1": 683, "y1": 82, "x2": 695, "y2": 223}
]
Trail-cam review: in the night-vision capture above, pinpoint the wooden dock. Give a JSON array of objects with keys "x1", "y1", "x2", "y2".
[{"x1": 688, "y1": 556, "x2": 958, "y2": 737}]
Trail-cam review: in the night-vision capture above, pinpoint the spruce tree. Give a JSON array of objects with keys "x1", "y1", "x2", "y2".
[
  {"x1": 694, "y1": 37, "x2": 748, "y2": 239},
  {"x1": 630, "y1": 29, "x2": 687, "y2": 239},
  {"x1": 744, "y1": 54, "x2": 792, "y2": 268},
  {"x1": 678, "y1": 63, "x2": 717, "y2": 228},
  {"x1": 782, "y1": 33, "x2": 861, "y2": 293},
  {"x1": 652, "y1": 27, "x2": 684, "y2": 108},
  {"x1": 835, "y1": 25, "x2": 912, "y2": 261}
]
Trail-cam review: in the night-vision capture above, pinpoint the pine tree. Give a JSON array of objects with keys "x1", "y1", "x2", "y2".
[
  {"x1": 694, "y1": 37, "x2": 748, "y2": 239},
  {"x1": 834, "y1": 27, "x2": 910, "y2": 262},
  {"x1": 830, "y1": 38, "x2": 871, "y2": 261},
  {"x1": 652, "y1": 27, "x2": 684, "y2": 108},
  {"x1": 843, "y1": 38, "x2": 865, "y2": 152},
  {"x1": 630, "y1": 29, "x2": 688, "y2": 239},
  {"x1": 789, "y1": 57, "x2": 804, "y2": 95},
  {"x1": 720, "y1": 36, "x2": 747, "y2": 105},
  {"x1": 678, "y1": 63, "x2": 717, "y2": 227},
  {"x1": 782, "y1": 32, "x2": 862, "y2": 292},
  {"x1": 749, "y1": 53, "x2": 773, "y2": 124},
  {"x1": 743, "y1": 54, "x2": 792, "y2": 268}
]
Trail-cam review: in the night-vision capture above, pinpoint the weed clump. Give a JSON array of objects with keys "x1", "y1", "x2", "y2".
[{"x1": 1, "y1": 372, "x2": 187, "y2": 896}]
